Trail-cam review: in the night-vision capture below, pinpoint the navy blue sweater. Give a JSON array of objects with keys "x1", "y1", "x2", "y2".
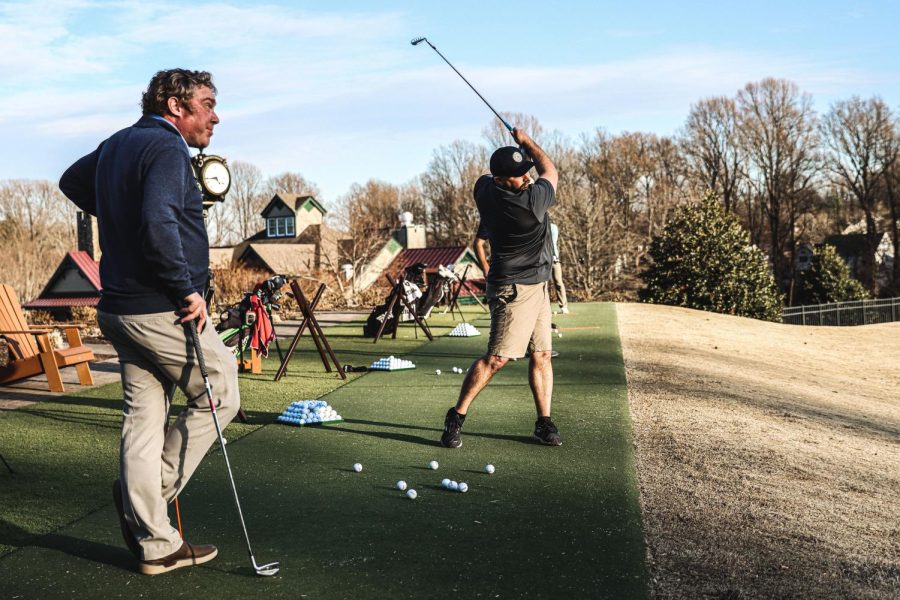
[{"x1": 60, "y1": 116, "x2": 209, "y2": 315}]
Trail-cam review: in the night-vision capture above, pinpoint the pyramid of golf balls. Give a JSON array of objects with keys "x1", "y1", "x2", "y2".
[
  {"x1": 369, "y1": 355, "x2": 416, "y2": 371},
  {"x1": 277, "y1": 400, "x2": 342, "y2": 426},
  {"x1": 448, "y1": 322, "x2": 481, "y2": 337}
]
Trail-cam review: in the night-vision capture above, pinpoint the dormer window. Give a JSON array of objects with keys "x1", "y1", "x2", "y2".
[{"x1": 267, "y1": 216, "x2": 295, "y2": 238}]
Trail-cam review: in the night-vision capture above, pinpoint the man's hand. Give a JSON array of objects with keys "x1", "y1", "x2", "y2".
[
  {"x1": 511, "y1": 128, "x2": 532, "y2": 147},
  {"x1": 179, "y1": 292, "x2": 207, "y2": 332}
]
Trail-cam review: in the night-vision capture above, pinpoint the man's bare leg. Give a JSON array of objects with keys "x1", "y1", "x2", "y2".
[
  {"x1": 528, "y1": 350, "x2": 553, "y2": 417},
  {"x1": 455, "y1": 354, "x2": 509, "y2": 414}
]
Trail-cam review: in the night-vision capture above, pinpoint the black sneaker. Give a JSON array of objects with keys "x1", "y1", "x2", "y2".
[
  {"x1": 533, "y1": 417, "x2": 562, "y2": 446},
  {"x1": 441, "y1": 407, "x2": 465, "y2": 448},
  {"x1": 113, "y1": 479, "x2": 143, "y2": 558}
]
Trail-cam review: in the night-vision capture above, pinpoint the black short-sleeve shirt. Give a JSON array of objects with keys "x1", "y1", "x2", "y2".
[{"x1": 474, "y1": 175, "x2": 555, "y2": 285}]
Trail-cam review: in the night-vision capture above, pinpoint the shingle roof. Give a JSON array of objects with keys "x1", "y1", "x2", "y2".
[
  {"x1": 389, "y1": 247, "x2": 471, "y2": 274},
  {"x1": 24, "y1": 297, "x2": 99, "y2": 308}
]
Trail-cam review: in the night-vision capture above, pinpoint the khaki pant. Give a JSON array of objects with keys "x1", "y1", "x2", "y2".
[
  {"x1": 485, "y1": 282, "x2": 552, "y2": 359},
  {"x1": 98, "y1": 311, "x2": 240, "y2": 560},
  {"x1": 551, "y1": 262, "x2": 568, "y2": 309}
]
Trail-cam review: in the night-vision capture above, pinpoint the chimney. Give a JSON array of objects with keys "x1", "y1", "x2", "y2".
[
  {"x1": 395, "y1": 212, "x2": 426, "y2": 249},
  {"x1": 77, "y1": 212, "x2": 101, "y2": 260}
]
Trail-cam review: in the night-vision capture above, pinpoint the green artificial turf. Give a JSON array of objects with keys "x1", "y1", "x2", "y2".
[{"x1": 0, "y1": 304, "x2": 647, "y2": 599}]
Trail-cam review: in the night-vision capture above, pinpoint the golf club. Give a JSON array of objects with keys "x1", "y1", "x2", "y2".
[
  {"x1": 411, "y1": 36, "x2": 515, "y2": 135},
  {"x1": 187, "y1": 324, "x2": 280, "y2": 577}
]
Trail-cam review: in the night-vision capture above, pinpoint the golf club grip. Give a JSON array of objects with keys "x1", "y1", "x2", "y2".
[{"x1": 187, "y1": 324, "x2": 210, "y2": 379}]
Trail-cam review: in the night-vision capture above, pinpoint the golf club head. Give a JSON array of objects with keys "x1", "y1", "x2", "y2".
[
  {"x1": 410, "y1": 36, "x2": 426, "y2": 46},
  {"x1": 254, "y1": 561, "x2": 280, "y2": 577}
]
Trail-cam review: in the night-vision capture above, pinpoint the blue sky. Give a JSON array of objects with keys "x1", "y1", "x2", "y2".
[{"x1": 2, "y1": 0, "x2": 899, "y2": 205}]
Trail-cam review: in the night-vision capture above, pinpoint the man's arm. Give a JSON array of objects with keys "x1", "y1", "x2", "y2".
[
  {"x1": 474, "y1": 236, "x2": 490, "y2": 276},
  {"x1": 59, "y1": 143, "x2": 104, "y2": 216},
  {"x1": 512, "y1": 128, "x2": 557, "y2": 191}
]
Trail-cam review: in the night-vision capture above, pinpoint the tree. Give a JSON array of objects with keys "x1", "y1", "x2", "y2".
[
  {"x1": 682, "y1": 96, "x2": 745, "y2": 213},
  {"x1": 226, "y1": 160, "x2": 265, "y2": 242},
  {"x1": 820, "y1": 96, "x2": 897, "y2": 293},
  {"x1": 797, "y1": 244, "x2": 869, "y2": 305},
  {"x1": 419, "y1": 141, "x2": 486, "y2": 246},
  {"x1": 640, "y1": 194, "x2": 783, "y2": 322},
  {"x1": 0, "y1": 180, "x2": 77, "y2": 300},
  {"x1": 736, "y1": 78, "x2": 820, "y2": 294}
]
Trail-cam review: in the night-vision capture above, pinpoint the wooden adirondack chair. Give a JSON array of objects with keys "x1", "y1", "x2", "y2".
[{"x1": 0, "y1": 284, "x2": 95, "y2": 392}]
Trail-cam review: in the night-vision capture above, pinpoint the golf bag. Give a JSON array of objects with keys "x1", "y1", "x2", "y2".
[
  {"x1": 362, "y1": 263, "x2": 456, "y2": 337},
  {"x1": 216, "y1": 274, "x2": 286, "y2": 356}
]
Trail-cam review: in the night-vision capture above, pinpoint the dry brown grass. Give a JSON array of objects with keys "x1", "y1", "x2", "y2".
[{"x1": 616, "y1": 303, "x2": 899, "y2": 599}]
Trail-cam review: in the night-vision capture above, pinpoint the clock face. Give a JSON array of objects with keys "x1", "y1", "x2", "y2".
[{"x1": 201, "y1": 160, "x2": 231, "y2": 196}]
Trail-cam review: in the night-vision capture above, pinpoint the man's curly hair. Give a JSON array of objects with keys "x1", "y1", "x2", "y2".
[{"x1": 141, "y1": 69, "x2": 216, "y2": 116}]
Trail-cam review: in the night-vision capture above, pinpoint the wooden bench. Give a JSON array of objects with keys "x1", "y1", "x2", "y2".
[{"x1": 0, "y1": 284, "x2": 95, "y2": 392}]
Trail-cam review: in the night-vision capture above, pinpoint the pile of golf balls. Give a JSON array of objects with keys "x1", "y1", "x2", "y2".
[
  {"x1": 428, "y1": 460, "x2": 439, "y2": 470},
  {"x1": 369, "y1": 355, "x2": 416, "y2": 371},
  {"x1": 448, "y1": 322, "x2": 481, "y2": 337},
  {"x1": 352, "y1": 462, "x2": 363, "y2": 472},
  {"x1": 441, "y1": 479, "x2": 468, "y2": 493},
  {"x1": 277, "y1": 400, "x2": 342, "y2": 426}
]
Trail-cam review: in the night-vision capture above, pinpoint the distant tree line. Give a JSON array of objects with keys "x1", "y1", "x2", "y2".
[{"x1": 2, "y1": 77, "x2": 898, "y2": 306}]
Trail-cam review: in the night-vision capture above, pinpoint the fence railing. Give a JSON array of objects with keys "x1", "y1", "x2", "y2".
[{"x1": 782, "y1": 297, "x2": 900, "y2": 326}]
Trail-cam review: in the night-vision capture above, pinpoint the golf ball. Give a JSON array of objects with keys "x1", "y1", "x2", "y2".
[
  {"x1": 352, "y1": 463, "x2": 363, "y2": 473},
  {"x1": 458, "y1": 482, "x2": 468, "y2": 493},
  {"x1": 428, "y1": 460, "x2": 439, "y2": 470},
  {"x1": 406, "y1": 489, "x2": 417, "y2": 500},
  {"x1": 441, "y1": 478, "x2": 451, "y2": 488},
  {"x1": 449, "y1": 480, "x2": 459, "y2": 491},
  {"x1": 435, "y1": 369, "x2": 441, "y2": 375},
  {"x1": 485, "y1": 464, "x2": 495, "y2": 474},
  {"x1": 396, "y1": 480, "x2": 407, "y2": 491}
]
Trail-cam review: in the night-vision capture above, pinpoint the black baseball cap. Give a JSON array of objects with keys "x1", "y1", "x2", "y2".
[{"x1": 490, "y1": 146, "x2": 534, "y2": 177}]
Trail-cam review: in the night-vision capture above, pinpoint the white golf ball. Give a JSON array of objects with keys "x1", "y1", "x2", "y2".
[
  {"x1": 352, "y1": 463, "x2": 363, "y2": 473},
  {"x1": 441, "y1": 478, "x2": 451, "y2": 488},
  {"x1": 449, "y1": 480, "x2": 459, "y2": 491},
  {"x1": 485, "y1": 464, "x2": 495, "y2": 474},
  {"x1": 458, "y1": 482, "x2": 468, "y2": 493},
  {"x1": 406, "y1": 489, "x2": 417, "y2": 500},
  {"x1": 396, "y1": 480, "x2": 407, "y2": 491},
  {"x1": 435, "y1": 369, "x2": 441, "y2": 375},
  {"x1": 428, "y1": 460, "x2": 439, "y2": 470}
]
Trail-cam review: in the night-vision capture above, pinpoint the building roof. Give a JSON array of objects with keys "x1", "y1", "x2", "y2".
[
  {"x1": 259, "y1": 194, "x2": 327, "y2": 219},
  {"x1": 26, "y1": 250, "x2": 101, "y2": 307},
  {"x1": 67, "y1": 251, "x2": 101, "y2": 290},
  {"x1": 209, "y1": 247, "x2": 236, "y2": 268},
  {"x1": 24, "y1": 297, "x2": 99, "y2": 308},
  {"x1": 238, "y1": 243, "x2": 317, "y2": 276},
  {"x1": 389, "y1": 247, "x2": 474, "y2": 274}
]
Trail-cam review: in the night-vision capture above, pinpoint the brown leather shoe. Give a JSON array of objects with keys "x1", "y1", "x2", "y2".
[
  {"x1": 139, "y1": 542, "x2": 218, "y2": 575},
  {"x1": 112, "y1": 480, "x2": 142, "y2": 558}
]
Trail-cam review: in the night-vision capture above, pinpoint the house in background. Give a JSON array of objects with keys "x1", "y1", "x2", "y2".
[
  {"x1": 823, "y1": 231, "x2": 894, "y2": 287},
  {"x1": 216, "y1": 193, "x2": 343, "y2": 277},
  {"x1": 25, "y1": 213, "x2": 102, "y2": 317},
  {"x1": 351, "y1": 212, "x2": 484, "y2": 293}
]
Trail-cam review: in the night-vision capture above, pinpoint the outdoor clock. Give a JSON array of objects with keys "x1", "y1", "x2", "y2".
[{"x1": 191, "y1": 153, "x2": 231, "y2": 204}]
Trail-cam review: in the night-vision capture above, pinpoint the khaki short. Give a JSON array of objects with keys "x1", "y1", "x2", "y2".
[{"x1": 485, "y1": 282, "x2": 552, "y2": 359}]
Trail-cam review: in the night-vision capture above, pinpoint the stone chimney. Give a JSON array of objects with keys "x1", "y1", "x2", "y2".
[
  {"x1": 395, "y1": 211, "x2": 426, "y2": 249},
  {"x1": 77, "y1": 212, "x2": 101, "y2": 260}
]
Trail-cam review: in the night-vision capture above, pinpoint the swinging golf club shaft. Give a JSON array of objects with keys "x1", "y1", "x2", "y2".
[
  {"x1": 411, "y1": 36, "x2": 514, "y2": 134},
  {"x1": 187, "y1": 324, "x2": 279, "y2": 577}
]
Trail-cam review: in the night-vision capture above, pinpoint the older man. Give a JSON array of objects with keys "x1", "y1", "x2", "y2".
[
  {"x1": 60, "y1": 69, "x2": 239, "y2": 575},
  {"x1": 441, "y1": 128, "x2": 561, "y2": 448}
]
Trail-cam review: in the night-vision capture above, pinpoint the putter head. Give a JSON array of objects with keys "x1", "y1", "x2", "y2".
[
  {"x1": 410, "y1": 36, "x2": 426, "y2": 46},
  {"x1": 255, "y1": 561, "x2": 280, "y2": 577}
]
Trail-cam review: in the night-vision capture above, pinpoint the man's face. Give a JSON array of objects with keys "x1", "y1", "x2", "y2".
[
  {"x1": 168, "y1": 86, "x2": 219, "y2": 149},
  {"x1": 494, "y1": 173, "x2": 532, "y2": 192}
]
